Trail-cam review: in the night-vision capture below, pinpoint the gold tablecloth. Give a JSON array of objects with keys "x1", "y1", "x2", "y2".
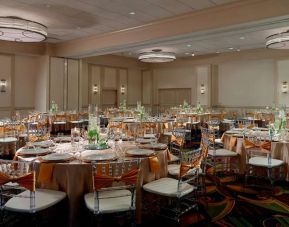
[
  {"x1": 16, "y1": 141, "x2": 168, "y2": 227},
  {"x1": 222, "y1": 134, "x2": 289, "y2": 180}
]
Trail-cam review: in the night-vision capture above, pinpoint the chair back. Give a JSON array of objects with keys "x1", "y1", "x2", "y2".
[
  {"x1": 243, "y1": 133, "x2": 272, "y2": 164},
  {"x1": 201, "y1": 127, "x2": 216, "y2": 150},
  {"x1": 170, "y1": 127, "x2": 186, "y2": 156},
  {"x1": 91, "y1": 159, "x2": 140, "y2": 214},
  {"x1": 177, "y1": 146, "x2": 207, "y2": 197},
  {"x1": 0, "y1": 159, "x2": 36, "y2": 213}
]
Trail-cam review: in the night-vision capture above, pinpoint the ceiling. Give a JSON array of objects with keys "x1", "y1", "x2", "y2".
[
  {"x1": 0, "y1": 0, "x2": 238, "y2": 42},
  {"x1": 0, "y1": 0, "x2": 289, "y2": 58},
  {"x1": 116, "y1": 21, "x2": 289, "y2": 59}
]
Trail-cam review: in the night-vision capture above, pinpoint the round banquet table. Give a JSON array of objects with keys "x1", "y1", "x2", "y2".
[
  {"x1": 15, "y1": 141, "x2": 169, "y2": 227},
  {"x1": 222, "y1": 133, "x2": 289, "y2": 180},
  {"x1": 0, "y1": 137, "x2": 18, "y2": 159}
]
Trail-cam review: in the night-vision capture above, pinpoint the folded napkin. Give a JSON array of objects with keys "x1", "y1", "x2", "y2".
[
  {"x1": 37, "y1": 163, "x2": 55, "y2": 186},
  {"x1": 166, "y1": 149, "x2": 174, "y2": 161},
  {"x1": 148, "y1": 155, "x2": 160, "y2": 174},
  {"x1": 229, "y1": 136, "x2": 237, "y2": 150}
]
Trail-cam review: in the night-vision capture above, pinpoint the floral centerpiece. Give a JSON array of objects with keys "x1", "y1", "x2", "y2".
[
  {"x1": 269, "y1": 106, "x2": 287, "y2": 140},
  {"x1": 136, "y1": 102, "x2": 146, "y2": 121},
  {"x1": 182, "y1": 100, "x2": 191, "y2": 113},
  {"x1": 119, "y1": 99, "x2": 127, "y2": 111},
  {"x1": 87, "y1": 111, "x2": 108, "y2": 149},
  {"x1": 50, "y1": 100, "x2": 58, "y2": 114},
  {"x1": 195, "y1": 102, "x2": 204, "y2": 114}
]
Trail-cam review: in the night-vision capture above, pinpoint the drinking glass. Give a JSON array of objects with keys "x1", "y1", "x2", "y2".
[{"x1": 71, "y1": 127, "x2": 81, "y2": 147}]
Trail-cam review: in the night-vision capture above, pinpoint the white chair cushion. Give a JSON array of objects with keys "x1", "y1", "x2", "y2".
[
  {"x1": 168, "y1": 164, "x2": 202, "y2": 176},
  {"x1": 144, "y1": 134, "x2": 156, "y2": 138},
  {"x1": 5, "y1": 189, "x2": 66, "y2": 213},
  {"x1": 143, "y1": 177, "x2": 195, "y2": 197},
  {"x1": 163, "y1": 132, "x2": 172, "y2": 136},
  {"x1": 215, "y1": 138, "x2": 223, "y2": 144},
  {"x1": 84, "y1": 189, "x2": 133, "y2": 214},
  {"x1": 53, "y1": 121, "x2": 66, "y2": 125},
  {"x1": 208, "y1": 149, "x2": 238, "y2": 157},
  {"x1": 249, "y1": 157, "x2": 284, "y2": 167}
]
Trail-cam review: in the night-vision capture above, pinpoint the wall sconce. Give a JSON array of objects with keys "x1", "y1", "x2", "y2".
[
  {"x1": 92, "y1": 84, "x2": 99, "y2": 94},
  {"x1": 200, "y1": 84, "x2": 205, "y2": 94},
  {"x1": 281, "y1": 81, "x2": 288, "y2": 93},
  {"x1": 0, "y1": 79, "x2": 7, "y2": 93},
  {"x1": 120, "y1": 85, "x2": 125, "y2": 95}
]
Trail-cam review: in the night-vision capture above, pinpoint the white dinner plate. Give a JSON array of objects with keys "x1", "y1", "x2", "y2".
[
  {"x1": 0, "y1": 137, "x2": 17, "y2": 143},
  {"x1": 32, "y1": 140, "x2": 55, "y2": 148},
  {"x1": 135, "y1": 138, "x2": 156, "y2": 144},
  {"x1": 84, "y1": 144, "x2": 109, "y2": 150},
  {"x1": 81, "y1": 153, "x2": 117, "y2": 162},
  {"x1": 139, "y1": 143, "x2": 167, "y2": 150},
  {"x1": 126, "y1": 149, "x2": 155, "y2": 157},
  {"x1": 42, "y1": 153, "x2": 74, "y2": 162},
  {"x1": 18, "y1": 147, "x2": 50, "y2": 156},
  {"x1": 53, "y1": 136, "x2": 72, "y2": 143}
]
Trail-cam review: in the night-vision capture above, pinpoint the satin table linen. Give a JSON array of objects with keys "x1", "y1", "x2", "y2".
[
  {"x1": 15, "y1": 141, "x2": 168, "y2": 227},
  {"x1": 222, "y1": 133, "x2": 289, "y2": 180}
]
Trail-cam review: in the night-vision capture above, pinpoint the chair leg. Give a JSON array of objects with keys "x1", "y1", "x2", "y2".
[
  {"x1": 130, "y1": 210, "x2": 136, "y2": 227},
  {"x1": 267, "y1": 168, "x2": 274, "y2": 186}
]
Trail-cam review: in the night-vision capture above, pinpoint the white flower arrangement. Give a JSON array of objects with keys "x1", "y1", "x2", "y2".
[
  {"x1": 195, "y1": 102, "x2": 204, "y2": 114},
  {"x1": 119, "y1": 99, "x2": 127, "y2": 111},
  {"x1": 50, "y1": 100, "x2": 58, "y2": 114}
]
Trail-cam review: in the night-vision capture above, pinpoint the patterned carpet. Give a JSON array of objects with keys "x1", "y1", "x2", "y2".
[
  {"x1": 141, "y1": 174, "x2": 289, "y2": 227},
  {"x1": 2, "y1": 175, "x2": 289, "y2": 227}
]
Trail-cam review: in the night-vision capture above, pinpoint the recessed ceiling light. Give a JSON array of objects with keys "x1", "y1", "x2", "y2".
[
  {"x1": 236, "y1": 49, "x2": 241, "y2": 52},
  {"x1": 228, "y1": 47, "x2": 234, "y2": 50},
  {"x1": 239, "y1": 36, "x2": 245, "y2": 40},
  {"x1": 129, "y1": 12, "x2": 135, "y2": 15},
  {"x1": 191, "y1": 53, "x2": 195, "y2": 56},
  {"x1": 216, "y1": 51, "x2": 220, "y2": 54},
  {"x1": 185, "y1": 52, "x2": 190, "y2": 55},
  {"x1": 187, "y1": 44, "x2": 192, "y2": 47}
]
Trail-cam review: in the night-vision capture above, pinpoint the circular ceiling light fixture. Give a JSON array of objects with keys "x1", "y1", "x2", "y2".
[
  {"x1": 138, "y1": 49, "x2": 176, "y2": 63},
  {"x1": 266, "y1": 30, "x2": 289, "y2": 49},
  {"x1": 0, "y1": 16, "x2": 47, "y2": 42}
]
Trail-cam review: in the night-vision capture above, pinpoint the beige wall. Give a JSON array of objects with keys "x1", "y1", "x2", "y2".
[
  {"x1": 1, "y1": 48, "x2": 289, "y2": 118},
  {"x1": 49, "y1": 57, "x2": 80, "y2": 111},
  {"x1": 217, "y1": 59, "x2": 275, "y2": 107},
  {"x1": 277, "y1": 59, "x2": 289, "y2": 106},
  {"x1": 152, "y1": 66, "x2": 197, "y2": 106},
  {"x1": 15, "y1": 55, "x2": 38, "y2": 108},
  {"x1": 82, "y1": 55, "x2": 145, "y2": 109},
  {"x1": 35, "y1": 55, "x2": 49, "y2": 112},
  {"x1": 0, "y1": 54, "x2": 41, "y2": 118},
  {"x1": 127, "y1": 68, "x2": 142, "y2": 106}
]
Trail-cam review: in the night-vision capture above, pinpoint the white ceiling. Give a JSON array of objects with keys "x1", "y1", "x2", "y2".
[
  {"x1": 0, "y1": 0, "x2": 289, "y2": 58},
  {"x1": 0, "y1": 0, "x2": 238, "y2": 42},
  {"x1": 116, "y1": 21, "x2": 289, "y2": 58}
]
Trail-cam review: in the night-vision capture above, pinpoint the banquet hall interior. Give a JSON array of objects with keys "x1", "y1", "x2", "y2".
[{"x1": 0, "y1": 0, "x2": 289, "y2": 226}]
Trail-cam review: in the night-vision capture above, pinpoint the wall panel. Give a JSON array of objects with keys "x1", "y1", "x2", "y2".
[
  {"x1": 50, "y1": 57, "x2": 65, "y2": 111},
  {"x1": 0, "y1": 55, "x2": 12, "y2": 108},
  {"x1": 67, "y1": 59, "x2": 79, "y2": 110}
]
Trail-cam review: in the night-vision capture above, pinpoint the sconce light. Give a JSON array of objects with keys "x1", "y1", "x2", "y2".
[
  {"x1": 200, "y1": 84, "x2": 205, "y2": 94},
  {"x1": 282, "y1": 81, "x2": 288, "y2": 93},
  {"x1": 0, "y1": 79, "x2": 7, "y2": 93},
  {"x1": 92, "y1": 84, "x2": 99, "y2": 94},
  {"x1": 120, "y1": 85, "x2": 125, "y2": 95}
]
